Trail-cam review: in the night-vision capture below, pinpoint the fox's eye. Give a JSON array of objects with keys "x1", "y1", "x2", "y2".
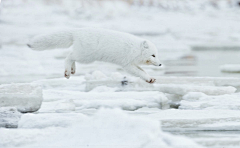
[{"x1": 152, "y1": 55, "x2": 155, "y2": 57}]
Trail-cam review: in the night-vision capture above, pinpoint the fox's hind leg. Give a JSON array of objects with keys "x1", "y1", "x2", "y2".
[
  {"x1": 64, "y1": 54, "x2": 75, "y2": 79},
  {"x1": 71, "y1": 62, "x2": 76, "y2": 74}
]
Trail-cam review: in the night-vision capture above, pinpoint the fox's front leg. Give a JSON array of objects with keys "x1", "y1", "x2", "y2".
[
  {"x1": 71, "y1": 62, "x2": 76, "y2": 74},
  {"x1": 64, "y1": 54, "x2": 75, "y2": 79},
  {"x1": 123, "y1": 65, "x2": 156, "y2": 83}
]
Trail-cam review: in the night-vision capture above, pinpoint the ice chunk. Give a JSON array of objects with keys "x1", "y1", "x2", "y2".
[
  {"x1": 154, "y1": 76, "x2": 240, "y2": 87},
  {"x1": 180, "y1": 92, "x2": 240, "y2": 110},
  {"x1": 18, "y1": 113, "x2": 86, "y2": 128},
  {"x1": 41, "y1": 90, "x2": 169, "y2": 111},
  {"x1": 145, "y1": 110, "x2": 240, "y2": 131},
  {"x1": 1, "y1": 109, "x2": 203, "y2": 148},
  {"x1": 73, "y1": 92, "x2": 169, "y2": 111},
  {"x1": 154, "y1": 76, "x2": 240, "y2": 91},
  {"x1": 153, "y1": 84, "x2": 236, "y2": 96},
  {"x1": 0, "y1": 83, "x2": 43, "y2": 113},
  {"x1": 220, "y1": 64, "x2": 240, "y2": 73},
  {"x1": 86, "y1": 80, "x2": 236, "y2": 96},
  {"x1": 0, "y1": 107, "x2": 21, "y2": 128},
  {"x1": 182, "y1": 92, "x2": 207, "y2": 101}
]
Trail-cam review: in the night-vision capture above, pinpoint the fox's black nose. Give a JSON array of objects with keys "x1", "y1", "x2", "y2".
[{"x1": 159, "y1": 64, "x2": 162, "y2": 66}]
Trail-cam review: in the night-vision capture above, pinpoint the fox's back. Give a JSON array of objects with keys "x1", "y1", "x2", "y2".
[
  {"x1": 72, "y1": 28, "x2": 143, "y2": 65},
  {"x1": 73, "y1": 28, "x2": 141, "y2": 49}
]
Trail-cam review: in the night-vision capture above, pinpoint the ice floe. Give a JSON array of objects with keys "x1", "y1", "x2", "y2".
[
  {"x1": 140, "y1": 109, "x2": 240, "y2": 131},
  {"x1": 0, "y1": 107, "x2": 21, "y2": 128},
  {"x1": 220, "y1": 64, "x2": 240, "y2": 73},
  {"x1": 0, "y1": 83, "x2": 43, "y2": 113},
  {"x1": 86, "y1": 80, "x2": 236, "y2": 96},
  {"x1": 180, "y1": 92, "x2": 240, "y2": 110},
  {"x1": 0, "y1": 109, "x2": 203, "y2": 148},
  {"x1": 18, "y1": 113, "x2": 85, "y2": 128},
  {"x1": 40, "y1": 90, "x2": 169, "y2": 112}
]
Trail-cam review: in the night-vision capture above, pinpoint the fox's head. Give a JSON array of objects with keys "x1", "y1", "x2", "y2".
[{"x1": 140, "y1": 40, "x2": 161, "y2": 66}]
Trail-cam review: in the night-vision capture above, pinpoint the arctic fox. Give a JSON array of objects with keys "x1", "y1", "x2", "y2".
[{"x1": 28, "y1": 28, "x2": 161, "y2": 83}]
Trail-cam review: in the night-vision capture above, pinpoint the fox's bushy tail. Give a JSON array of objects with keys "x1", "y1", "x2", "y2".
[{"x1": 27, "y1": 30, "x2": 73, "y2": 51}]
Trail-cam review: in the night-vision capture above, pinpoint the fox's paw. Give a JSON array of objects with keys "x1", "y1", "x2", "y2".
[
  {"x1": 146, "y1": 78, "x2": 156, "y2": 84},
  {"x1": 71, "y1": 62, "x2": 76, "y2": 74},
  {"x1": 64, "y1": 70, "x2": 70, "y2": 79},
  {"x1": 71, "y1": 67, "x2": 75, "y2": 74},
  {"x1": 71, "y1": 67, "x2": 76, "y2": 74}
]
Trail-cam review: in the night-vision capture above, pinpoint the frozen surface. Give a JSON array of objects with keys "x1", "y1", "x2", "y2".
[
  {"x1": 220, "y1": 64, "x2": 240, "y2": 73},
  {"x1": 154, "y1": 76, "x2": 240, "y2": 87},
  {"x1": 0, "y1": 107, "x2": 21, "y2": 128},
  {"x1": 180, "y1": 92, "x2": 240, "y2": 110},
  {"x1": 0, "y1": 83, "x2": 43, "y2": 113},
  {"x1": 171, "y1": 131, "x2": 240, "y2": 148},
  {"x1": 86, "y1": 80, "x2": 236, "y2": 96},
  {"x1": 85, "y1": 72, "x2": 237, "y2": 95},
  {"x1": 0, "y1": 109, "x2": 203, "y2": 148},
  {"x1": 33, "y1": 76, "x2": 85, "y2": 91},
  {"x1": 86, "y1": 73, "x2": 240, "y2": 87},
  {"x1": 151, "y1": 84, "x2": 236, "y2": 96},
  {"x1": 41, "y1": 89, "x2": 169, "y2": 112},
  {"x1": 18, "y1": 113, "x2": 85, "y2": 128},
  {"x1": 139, "y1": 109, "x2": 240, "y2": 131}
]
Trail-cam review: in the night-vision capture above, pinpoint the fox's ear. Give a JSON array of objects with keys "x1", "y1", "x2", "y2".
[{"x1": 141, "y1": 41, "x2": 149, "y2": 49}]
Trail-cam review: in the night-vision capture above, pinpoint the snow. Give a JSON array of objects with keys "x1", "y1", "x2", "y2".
[
  {"x1": 40, "y1": 90, "x2": 169, "y2": 112},
  {"x1": 86, "y1": 80, "x2": 236, "y2": 95},
  {"x1": 85, "y1": 73, "x2": 238, "y2": 95},
  {"x1": 0, "y1": 107, "x2": 21, "y2": 128},
  {"x1": 85, "y1": 75, "x2": 240, "y2": 89},
  {"x1": 0, "y1": 109, "x2": 204, "y2": 148},
  {"x1": 0, "y1": 45, "x2": 65, "y2": 84},
  {"x1": 54, "y1": 99, "x2": 76, "y2": 113},
  {"x1": 220, "y1": 64, "x2": 240, "y2": 73},
  {"x1": 18, "y1": 113, "x2": 85, "y2": 129},
  {"x1": 154, "y1": 76, "x2": 240, "y2": 87},
  {"x1": 180, "y1": 92, "x2": 240, "y2": 110},
  {"x1": 182, "y1": 131, "x2": 240, "y2": 148},
  {"x1": 0, "y1": 83, "x2": 43, "y2": 113},
  {"x1": 141, "y1": 109, "x2": 240, "y2": 131},
  {"x1": 151, "y1": 84, "x2": 236, "y2": 96}
]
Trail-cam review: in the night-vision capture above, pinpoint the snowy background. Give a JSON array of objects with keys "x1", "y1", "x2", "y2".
[{"x1": 1, "y1": 0, "x2": 240, "y2": 147}]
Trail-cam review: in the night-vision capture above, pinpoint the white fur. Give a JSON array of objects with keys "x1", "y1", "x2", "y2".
[{"x1": 28, "y1": 28, "x2": 161, "y2": 83}]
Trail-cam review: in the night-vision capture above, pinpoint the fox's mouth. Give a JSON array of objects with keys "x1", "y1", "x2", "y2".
[{"x1": 146, "y1": 60, "x2": 161, "y2": 66}]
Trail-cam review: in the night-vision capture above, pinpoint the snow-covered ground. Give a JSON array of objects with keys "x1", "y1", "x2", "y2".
[
  {"x1": 1, "y1": 109, "x2": 205, "y2": 148},
  {"x1": 1, "y1": 0, "x2": 240, "y2": 148}
]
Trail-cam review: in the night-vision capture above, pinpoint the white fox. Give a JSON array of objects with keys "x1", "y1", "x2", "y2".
[{"x1": 28, "y1": 28, "x2": 161, "y2": 83}]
